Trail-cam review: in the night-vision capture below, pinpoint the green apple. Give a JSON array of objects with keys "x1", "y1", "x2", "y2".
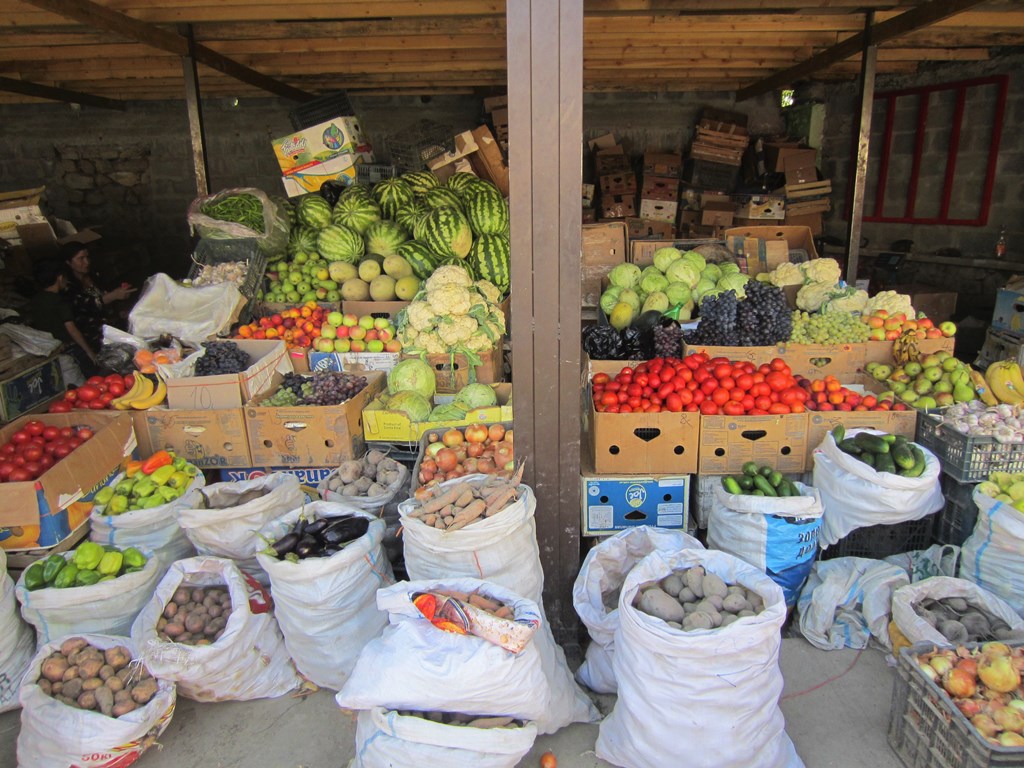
[
  {"x1": 373, "y1": 317, "x2": 391, "y2": 330},
  {"x1": 350, "y1": 326, "x2": 367, "y2": 341},
  {"x1": 327, "y1": 311, "x2": 343, "y2": 327},
  {"x1": 288, "y1": 271, "x2": 303, "y2": 285},
  {"x1": 315, "y1": 267, "x2": 329, "y2": 281},
  {"x1": 293, "y1": 252, "x2": 308, "y2": 265},
  {"x1": 922, "y1": 366, "x2": 943, "y2": 383},
  {"x1": 941, "y1": 357, "x2": 960, "y2": 372},
  {"x1": 333, "y1": 339, "x2": 351, "y2": 353},
  {"x1": 315, "y1": 338, "x2": 335, "y2": 352},
  {"x1": 350, "y1": 339, "x2": 367, "y2": 353},
  {"x1": 286, "y1": 290, "x2": 300, "y2": 303},
  {"x1": 904, "y1": 362, "x2": 923, "y2": 377},
  {"x1": 367, "y1": 340, "x2": 385, "y2": 353},
  {"x1": 326, "y1": 290, "x2": 340, "y2": 302},
  {"x1": 342, "y1": 313, "x2": 358, "y2": 327},
  {"x1": 315, "y1": 287, "x2": 328, "y2": 300},
  {"x1": 320, "y1": 324, "x2": 338, "y2": 340},
  {"x1": 916, "y1": 396, "x2": 937, "y2": 410},
  {"x1": 296, "y1": 281, "x2": 312, "y2": 294},
  {"x1": 358, "y1": 315, "x2": 376, "y2": 330}
]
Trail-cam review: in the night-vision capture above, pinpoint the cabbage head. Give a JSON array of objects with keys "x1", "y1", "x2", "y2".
[
  {"x1": 665, "y1": 259, "x2": 700, "y2": 288},
  {"x1": 642, "y1": 291, "x2": 669, "y2": 314},
  {"x1": 599, "y1": 285, "x2": 622, "y2": 315},
  {"x1": 608, "y1": 262, "x2": 641, "y2": 289},
  {"x1": 428, "y1": 403, "x2": 467, "y2": 421},
  {"x1": 665, "y1": 281, "x2": 691, "y2": 307},
  {"x1": 387, "y1": 391, "x2": 432, "y2": 422},
  {"x1": 698, "y1": 287, "x2": 723, "y2": 305},
  {"x1": 652, "y1": 246, "x2": 683, "y2": 274},
  {"x1": 701, "y1": 263, "x2": 722, "y2": 284},
  {"x1": 680, "y1": 250, "x2": 706, "y2": 272},
  {"x1": 617, "y1": 288, "x2": 640, "y2": 312},
  {"x1": 387, "y1": 358, "x2": 436, "y2": 399},
  {"x1": 692, "y1": 278, "x2": 716, "y2": 303},
  {"x1": 454, "y1": 382, "x2": 498, "y2": 409},
  {"x1": 639, "y1": 270, "x2": 669, "y2": 296},
  {"x1": 717, "y1": 273, "x2": 750, "y2": 297},
  {"x1": 719, "y1": 262, "x2": 741, "y2": 276}
]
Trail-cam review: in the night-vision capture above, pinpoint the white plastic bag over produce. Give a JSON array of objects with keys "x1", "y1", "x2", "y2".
[
  {"x1": 256, "y1": 502, "x2": 393, "y2": 690},
  {"x1": 132, "y1": 556, "x2": 301, "y2": 702},
  {"x1": 90, "y1": 471, "x2": 206, "y2": 574},
  {"x1": 0, "y1": 549, "x2": 34, "y2": 713},
  {"x1": 573, "y1": 525, "x2": 702, "y2": 694},
  {"x1": 708, "y1": 482, "x2": 823, "y2": 606},
  {"x1": 318, "y1": 455, "x2": 409, "y2": 516},
  {"x1": 813, "y1": 430, "x2": 943, "y2": 547},
  {"x1": 960, "y1": 490, "x2": 1024, "y2": 616},
  {"x1": 177, "y1": 473, "x2": 305, "y2": 579},
  {"x1": 891, "y1": 576, "x2": 1024, "y2": 646},
  {"x1": 16, "y1": 546, "x2": 161, "y2": 646},
  {"x1": 17, "y1": 633, "x2": 175, "y2": 768},
  {"x1": 596, "y1": 549, "x2": 802, "y2": 768},
  {"x1": 352, "y1": 707, "x2": 538, "y2": 768},
  {"x1": 128, "y1": 273, "x2": 244, "y2": 343},
  {"x1": 796, "y1": 557, "x2": 909, "y2": 651}
]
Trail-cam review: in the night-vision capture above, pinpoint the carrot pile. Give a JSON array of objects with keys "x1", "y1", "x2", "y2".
[{"x1": 405, "y1": 466, "x2": 524, "y2": 531}]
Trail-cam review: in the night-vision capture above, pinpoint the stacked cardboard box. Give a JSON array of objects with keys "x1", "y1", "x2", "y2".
[
  {"x1": 483, "y1": 94, "x2": 508, "y2": 153},
  {"x1": 691, "y1": 117, "x2": 750, "y2": 167},
  {"x1": 591, "y1": 137, "x2": 637, "y2": 220},
  {"x1": 271, "y1": 116, "x2": 375, "y2": 197}
]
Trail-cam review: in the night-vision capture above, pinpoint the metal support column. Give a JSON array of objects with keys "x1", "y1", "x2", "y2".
[
  {"x1": 180, "y1": 24, "x2": 209, "y2": 197},
  {"x1": 507, "y1": 0, "x2": 583, "y2": 645},
  {"x1": 846, "y1": 11, "x2": 877, "y2": 284}
]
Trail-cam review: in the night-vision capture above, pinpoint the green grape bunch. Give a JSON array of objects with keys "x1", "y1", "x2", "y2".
[{"x1": 790, "y1": 310, "x2": 871, "y2": 345}]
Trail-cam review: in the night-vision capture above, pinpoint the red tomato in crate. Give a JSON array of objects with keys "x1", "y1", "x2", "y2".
[
  {"x1": 25, "y1": 421, "x2": 44, "y2": 437},
  {"x1": 75, "y1": 385, "x2": 100, "y2": 402}
]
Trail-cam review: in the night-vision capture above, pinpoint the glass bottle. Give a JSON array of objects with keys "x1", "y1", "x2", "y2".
[{"x1": 996, "y1": 226, "x2": 1007, "y2": 259}]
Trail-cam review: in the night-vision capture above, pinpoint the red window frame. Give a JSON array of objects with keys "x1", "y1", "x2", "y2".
[{"x1": 849, "y1": 74, "x2": 1008, "y2": 227}]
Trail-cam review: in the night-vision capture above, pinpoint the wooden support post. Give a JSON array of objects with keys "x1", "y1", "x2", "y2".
[
  {"x1": 181, "y1": 25, "x2": 209, "y2": 198},
  {"x1": 846, "y1": 13, "x2": 877, "y2": 284}
]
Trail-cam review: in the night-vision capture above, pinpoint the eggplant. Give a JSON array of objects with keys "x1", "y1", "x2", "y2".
[
  {"x1": 322, "y1": 516, "x2": 370, "y2": 546},
  {"x1": 324, "y1": 547, "x2": 341, "y2": 556},
  {"x1": 294, "y1": 535, "x2": 321, "y2": 559},
  {"x1": 293, "y1": 517, "x2": 307, "y2": 537},
  {"x1": 271, "y1": 532, "x2": 300, "y2": 557},
  {"x1": 304, "y1": 518, "x2": 329, "y2": 537}
]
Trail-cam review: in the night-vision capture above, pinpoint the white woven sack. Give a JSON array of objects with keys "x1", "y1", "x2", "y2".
[{"x1": 0, "y1": 549, "x2": 34, "y2": 713}]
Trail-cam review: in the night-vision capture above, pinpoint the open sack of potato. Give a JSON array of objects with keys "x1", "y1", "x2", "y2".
[
  {"x1": 16, "y1": 544, "x2": 160, "y2": 645},
  {"x1": 90, "y1": 469, "x2": 206, "y2": 574},
  {"x1": 573, "y1": 526, "x2": 702, "y2": 695},
  {"x1": 17, "y1": 634, "x2": 175, "y2": 768},
  {"x1": 131, "y1": 555, "x2": 301, "y2": 702},
  {"x1": 352, "y1": 706, "x2": 538, "y2": 768},
  {"x1": 176, "y1": 473, "x2": 305, "y2": 583},
  {"x1": 596, "y1": 549, "x2": 803, "y2": 768},
  {"x1": 708, "y1": 480, "x2": 823, "y2": 607},
  {"x1": 256, "y1": 502, "x2": 393, "y2": 690},
  {"x1": 960, "y1": 489, "x2": 1024, "y2": 616},
  {"x1": 0, "y1": 549, "x2": 34, "y2": 713},
  {"x1": 812, "y1": 429, "x2": 943, "y2": 548},
  {"x1": 318, "y1": 449, "x2": 409, "y2": 514}
]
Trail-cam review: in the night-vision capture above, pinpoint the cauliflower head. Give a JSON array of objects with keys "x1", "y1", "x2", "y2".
[
  {"x1": 426, "y1": 264, "x2": 473, "y2": 291},
  {"x1": 796, "y1": 281, "x2": 836, "y2": 312},
  {"x1": 863, "y1": 290, "x2": 914, "y2": 318},
  {"x1": 465, "y1": 331, "x2": 496, "y2": 352},
  {"x1": 415, "y1": 331, "x2": 447, "y2": 355},
  {"x1": 799, "y1": 258, "x2": 841, "y2": 285},
  {"x1": 437, "y1": 315, "x2": 478, "y2": 346},
  {"x1": 473, "y1": 279, "x2": 502, "y2": 304},
  {"x1": 427, "y1": 284, "x2": 472, "y2": 316},
  {"x1": 820, "y1": 286, "x2": 868, "y2": 314},
  {"x1": 768, "y1": 262, "x2": 805, "y2": 287},
  {"x1": 405, "y1": 301, "x2": 437, "y2": 332}
]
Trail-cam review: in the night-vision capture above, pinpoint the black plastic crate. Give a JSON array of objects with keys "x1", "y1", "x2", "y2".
[
  {"x1": 821, "y1": 515, "x2": 935, "y2": 560},
  {"x1": 934, "y1": 475, "x2": 980, "y2": 546},
  {"x1": 917, "y1": 411, "x2": 1024, "y2": 483},
  {"x1": 357, "y1": 164, "x2": 398, "y2": 185},
  {"x1": 890, "y1": 641, "x2": 1024, "y2": 768},
  {"x1": 385, "y1": 119, "x2": 456, "y2": 172},
  {"x1": 288, "y1": 91, "x2": 355, "y2": 131},
  {"x1": 187, "y1": 238, "x2": 266, "y2": 300},
  {"x1": 682, "y1": 158, "x2": 740, "y2": 193}
]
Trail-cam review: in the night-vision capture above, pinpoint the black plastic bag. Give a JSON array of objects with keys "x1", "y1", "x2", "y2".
[
  {"x1": 582, "y1": 324, "x2": 625, "y2": 360},
  {"x1": 621, "y1": 327, "x2": 646, "y2": 360},
  {"x1": 319, "y1": 180, "x2": 348, "y2": 207}
]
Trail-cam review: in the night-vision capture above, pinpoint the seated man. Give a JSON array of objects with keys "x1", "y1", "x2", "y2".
[{"x1": 24, "y1": 259, "x2": 96, "y2": 378}]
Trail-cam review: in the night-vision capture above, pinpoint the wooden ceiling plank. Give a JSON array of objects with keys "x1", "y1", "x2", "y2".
[
  {"x1": 20, "y1": 0, "x2": 313, "y2": 100},
  {"x1": 0, "y1": 73, "x2": 126, "y2": 107},
  {"x1": 585, "y1": 0, "x2": 912, "y2": 10},
  {"x1": 736, "y1": 0, "x2": 992, "y2": 100},
  {"x1": 97, "y1": 1, "x2": 505, "y2": 24},
  {"x1": 193, "y1": 17, "x2": 506, "y2": 40}
]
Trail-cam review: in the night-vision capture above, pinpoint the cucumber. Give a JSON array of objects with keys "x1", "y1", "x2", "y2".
[
  {"x1": 751, "y1": 489, "x2": 765, "y2": 496},
  {"x1": 831, "y1": 424, "x2": 846, "y2": 444},
  {"x1": 737, "y1": 475, "x2": 755, "y2": 490},
  {"x1": 759, "y1": 465, "x2": 774, "y2": 478},
  {"x1": 722, "y1": 476, "x2": 743, "y2": 495},
  {"x1": 769, "y1": 470, "x2": 784, "y2": 488},
  {"x1": 902, "y1": 445, "x2": 926, "y2": 478},
  {"x1": 785, "y1": 480, "x2": 802, "y2": 497},
  {"x1": 859, "y1": 452, "x2": 876, "y2": 469},
  {"x1": 892, "y1": 443, "x2": 915, "y2": 471},
  {"x1": 881, "y1": 433, "x2": 897, "y2": 445},
  {"x1": 742, "y1": 462, "x2": 759, "y2": 477},
  {"x1": 777, "y1": 481, "x2": 792, "y2": 498},
  {"x1": 875, "y1": 452, "x2": 896, "y2": 474},
  {"x1": 892, "y1": 435, "x2": 909, "y2": 447},
  {"x1": 837, "y1": 438, "x2": 863, "y2": 456},
  {"x1": 752, "y1": 475, "x2": 777, "y2": 496},
  {"x1": 854, "y1": 432, "x2": 889, "y2": 454}
]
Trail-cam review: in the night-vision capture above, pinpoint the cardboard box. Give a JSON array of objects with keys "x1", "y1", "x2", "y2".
[
  {"x1": 288, "y1": 348, "x2": 310, "y2": 374},
  {"x1": 280, "y1": 157, "x2": 359, "y2": 197},
  {"x1": 595, "y1": 145, "x2": 630, "y2": 174},
  {"x1": 581, "y1": 470, "x2": 690, "y2": 536},
  {"x1": 863, "y1": 337, "x2": 955, "y2": 366},
  {"x1": 0, "y1": 413, "x2": 135, "y2": 547},
  {"x1": 469, "y1": 125, "x2": 509, "y2": 198},
  {"x1": 582, "y1": 184, "x2": 595, "y2": 206},
  {"x1": 244, "y1": 370, "x2": 384, "y2": 467},
  {"x1": 737, "y1": 195, "x2": 786, "y2": 220},
  {"x1": 600, "y1": 172, "x2": 637, "y2": 196},
  {"x1": 783, "y1": 212, "x2": 823, "y2": 235},
  {"x1": 582, "y1": 208, "x2": 597, "y2": 224},
  {"x1": 0, "y1": 186, "x2": 46, "y2": 245},
  {"x1": 134, "y1": 408, "x2": 251, "y2": 469},
  {"x1": 362, "y1": 383, "x2": 513, "y2": 443},
  {"x1": 992, "y1": 288, "x2": 1024, "y2": 333},
  {"x1": 701, "y1": 199, "x2": 736, "y2": 228},
  {"x1": 764, "y1": 144, "x2": 816, "y2": 174},
  {"x1": 165, "y1": 340, "x2": 292, "y2": 411},
  {"x1": 641, "y1": 175, "x2": 680, "y2": 202},
  {"x1": 0, "y1": 353, "x2": 64, "y2": 424},
  {"x1": 482, "y1": 95, "x2": 508, "y2": 113},
  {"x1": 724, "y1": 225, "x2": 820, "y2": 276},
  {"x1": 781, "y1": 343, "x2": 866, "y2": 380},
  {"x1": 626, "y1": 218, "x2": 674, "y2": 241},
  {"x1": 341, "y1": 300, "x2": 410, "y2": 320},
  {"x1": 427, "y1": 129, "x2": 479, "y2": 174},
  {"x1": 629, "y1": 237, "x2": 722, "y2": 267},
  {"x1": 640, "y1": 199, "x2": 679, "y2": 224},
  {"x1": 804, "y1": 409, "x2": 917, "y2": 466},
  {"x1": 698, "y1": 413, "x2": 809, "y2": 474},
  {"x1": 976, "y1": 328, "x2": 1024, "y2": 371},
  {"x1": 218, "y1": 465, "x2": 333, "y2": 489},
  {"x1": 582, "y1": 222, "x2": 628, "y2": 307},
  {"x1": 308, "y1": 351, "x2": 400, "y2": 373},
  {"x1": 642, "y1": 153, "x2": 682, "y2": 178},
  {"x1": 600, "y1": 195, "x2": 636, "y2": 219},
  {"x1": 886, "y1": 286, "x2": 958, "y2": 324},
  {"x1": 272, "y1": 116, "x2": 373, "y2": 175},
  {"x1": 586, "y1": 359, "x2": 700, "y2": 474},
  {"x1": 410, "y1": 341, "x2": 505, "y2": 395},
  {"x1": 784, "y1": 151, "x2": 818, "y2": 185}
]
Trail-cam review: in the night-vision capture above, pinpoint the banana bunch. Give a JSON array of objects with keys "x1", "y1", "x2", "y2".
[
  {"x1": 893, "y1": 332, "x2": 921, "y2": 367},
  {"x1": 985, "y1": 360, "x2": 1024, "y2": 406},
  {"x1": 112, "y1": 372, "x2": 167, "y2": 410}
]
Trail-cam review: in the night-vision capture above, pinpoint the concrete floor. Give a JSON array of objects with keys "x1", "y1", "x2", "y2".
[{"x1": 0, "y1": 636, "x2": 902, "y2": 768}]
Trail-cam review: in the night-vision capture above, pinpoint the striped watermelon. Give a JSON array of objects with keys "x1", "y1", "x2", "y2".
[
  {"x1": 297, "y1": 195, "x2": 332, "y2": 230},
  {"x1": 317, "y1": 224, "x2": 365, "y2": 264},
  {"x1": 339, "y1": 184, "x2": 373, "y2": 202},
  {"x1": 437, "y1": 255, "x2": 475, "y2": 278},
  {"x1": 422, "y1": 187, "x2": 464, "y2": 212},
  {"x1": 372, "y1": 178, "x2": 414, "y2": 219},
  {"x1": 419, "y1": 206, "x2": 473, "y2": 260},
  {"x1": 332, "y1": 195, "x2": 381, "y2": 235},
  {"x1": 467, "y1": 234, "x2": 510, "y2": 293},
  {"x1": 364, "y1": 220, "x2": 409, "y2": 257},
  {"x1": 396, "y1": 241, "x2": 441, "y2": 280},
  {"x1": 446, "y1": 172, "x2": 481, "y2": 194},
  {"x1": 395, "y1": 200, "x2": 431, "y2": 235},
  {"x1": 273, "y1": 196, "x2": 296, "y2": 227},
  {"x1": 401, "y1": 170, "x2": 440, "y2": 196},
  {"x1": 464, "y1": 188, "x2": 510, "y2": 236},
  {"x1": 287, "y1": 225, "x2": 319, "y2": 258}
]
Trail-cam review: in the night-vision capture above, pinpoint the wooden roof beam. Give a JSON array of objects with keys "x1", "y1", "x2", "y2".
[
  {"x1": 0, "y1": 74, "x2": 125, "y2": 109},
  {"x1": 20, "y1": 0, "x2": 312, "y2": 101},
  {"x1": 736, "y1": 0, "x2": 991, "y2": 101}
]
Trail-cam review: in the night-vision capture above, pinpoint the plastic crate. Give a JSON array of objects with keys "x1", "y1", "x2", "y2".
[
  {"x1": 889, "y1": 641, "x2": 1024, "y2": 768},
  {"x1": 357, "y1": 164, "x2": 398, "y2": 185},
  {"x1": 385, "y1": 119, "x2": 455, "y2": 172},
  {"x1": 288, "y1": 91, "x2": 355, "y2": 131},
  {"x1": 821, "y1": 515, "x2": 935, "y2": 560},
  {"x1": 682, "y1": 158, "x2": 740, "y2": 193},
  {"x1": 187, "y1": 238, "x2": 267, "y2": 299},
  {"x1": 934, "y1": 475, "x2": 980, "y2": 546},
  {"x1": 917, "y1": 411, "x2": 1024, "y2": 483}
]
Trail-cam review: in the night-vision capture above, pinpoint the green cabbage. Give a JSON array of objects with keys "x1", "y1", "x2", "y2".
[
  {"x1": 639, "y1": 270, "x2": 669, "y2": 295},
  {"x1": 701, "y1": 263, "x2": 722, "y2": 283},
  {"x1": 665, "y1": 281, "x2": 691, "y2": 307},
  {"x1": 387, "y1": 391, "x2": 432, "y2": 422},
  {"x1": 652, "y1": 247, "x2": 683, "y2": 274},
  {"x1": 387, "y1": 358, "x2": 436, "y2": 399},
  {"x1": 680, "y1": 250, "x2": 706, "y2": 272},
  {"x1": 618, "y1": 288, "x2": 640, "y2": 312},
  {"x1": 608, "y1": 262, "x2": 641, "y2": 289},
  {"x1": 692, "y1": 278, "x2": 716, "y2": 303},
  {"x1": 599, "y1": 286, "x2": 622, "y2": 315},
  {"x1": 428, "y1": 403, "x2": 468, "y2": 421},
  {"x1": 665, "y1": 260, "x2": 700, "y2": 288},
  {"x1": 454, "y1": 383, "x2": 498, "y2": 409},
  {"x1": 719, "y1": 262, "x2": 741, "y2": 276},
  {"x1": 642, "y1": 291, "x2": 669, "y2": 314},
  {"x1": 699, "y1": 287, "x2": 723, "y2": 305},
  {"x1": 718, "y1": 273, "x2": 750, "y2": 296}
]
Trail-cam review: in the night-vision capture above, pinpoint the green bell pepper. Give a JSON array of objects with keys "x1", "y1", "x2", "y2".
[
  {"x1": 132, "y1": 479, "x2": 156, "y2": 499},
  {"x1": 166, "y1": 471, "x2": 191, "y2": 490},
  {"x1": 114, "y1": 478, "x2": 135, "y2": 496},
  {"x1": 149, "y1": 465, "x2": 176, "y2": 486},
  {"x1": 97, "y1": 551, "x2": 123, "y2": 576},
  {"x1": 75, "y1": 569, "x2": 102, "y2": 587},
  {"x1": 140, "y1": 494, "x2": 164, "y2": 510},
  {"x1": 42, "y1": 554, "x2": 67, "y2": 584},
  {"x1": 123, "y1": 547, "x2": 146, "y2": 569},
  {"x1": 93, "y1": 486, "x2": 115, "y2": 505},
  {"x1": 108, "y1": 494, "x2": 129, "y2": 515},
  {"x1": 156, "y1": 486, "x2": 180, "y2": 503},
  {"x1": 53, "y1": 563, "x2": 79, "y2": 589},
  {"x1": 97, "y1": 575, "x2": 115, "y2": 582},
  {"x1": 23, "y1": 562, "x2": 46, "y2": 591},
  {"x1": 72, "y1": 542, "x2": 105, "y2": 571}
]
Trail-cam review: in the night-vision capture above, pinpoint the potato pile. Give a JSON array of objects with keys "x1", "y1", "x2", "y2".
[
  {"x1": 433, "y1": 589, "x2": 515, "y2": 620},
  {"x1": 155, "y1": 585, "x2": 233, "y2": 646},
  {"x1": 634, "y1": 566, "x2": 765, "y2": 631},
  {"x1": 405, "y1": 466, "x2": 524, "y2": 531},
  {"x1": 393, "y1": 710, "x2": 526, "y2": 729},
  {"x1": 913, "y1": 596, "x2": 1024, "y2": 644},
  {"x1": 37, "y1": 637, "x2": 158, "y2": 718},
  {"x1": 325, "y1": 450, "x2": 404, "y2": 498}
]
